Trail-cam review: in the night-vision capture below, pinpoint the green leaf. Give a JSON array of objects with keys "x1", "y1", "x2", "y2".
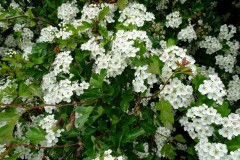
[
  {"x1": 174, "y1": 134, "x2": 186, "y2": 143},
  {"x1": 3, "y1": 153, "x2": 20, "y2": 160},
  {"x1": 167, "y1": 38, "x2": 178, "y2": 47},
  {"x1": 156, "y1": 100, "x2": 174, "y2": 129},
  {"x1": 226, "y1": 135, "x2": 240, "y2": 151},
  {"x1": 192, "y1": 74, "x2": 207, "y2": 90},
  {"x1": 123, "y1": 128, "x2": 145, "y2": 143},
  {"x1": 161, "y1": 144, "x2": 176, "y2": 160},
  {"x1": 90, "y1": 69, "x2": 106, "y2": 88},
  {"x1": 140, "y1": 120, "x2": 156, "y2": 134},
  {"x1": 98, "y1": 6, "x2": 110, "y2": 21},
  {"x1": 146, "y1": 56, "x2": 163, "y2": 75},
  {"x1": 117, "y1": 0, "x2": 128, "y2": 10},
  {"x1": 75, "y1": 106, "x2": 94, "y2": 129},
  {"x1": 98, "y1": 25, "x2": 108, "y2": 38},
  {"x1": 19, "y1": 82, "x2": 30, "y2": 97},
  {"x1": 120, "y1": 89, "x2": 134, "y2": 111},
  {"x1": 26, "y1": 126, "x2": 47, "y2": 144},
  {"x1": 215, "y1": 102, "x2": 231, "y2": 117},
  {"x1": 0, "y1": 112, "x2": 19, "y2": 143}
]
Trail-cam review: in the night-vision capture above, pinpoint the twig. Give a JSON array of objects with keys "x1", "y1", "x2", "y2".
[
  {"x1": 5, "y1": 142, "x2": 80, "y2": 149},
  {"x1": 1, "y1": 99, "x2": 99, "y2": 111},
  {"x1": 0, "y1": 15, "x2": 57, "y2": 27}
]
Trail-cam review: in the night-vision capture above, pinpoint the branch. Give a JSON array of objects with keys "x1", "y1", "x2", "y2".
[
  {"x1": 1, "y1": 99, "x2": 100, "y2": 111},
  {"x1": 5, "y1": 142, "x2": 80, "y2": 149},
  {"x1": 0, "y1": 15, "x2": 57, "y2": 27}
]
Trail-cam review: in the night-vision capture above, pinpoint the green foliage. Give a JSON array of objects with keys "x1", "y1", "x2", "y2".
[
  {"x1": 26, "y1": 126, "x2": 47, "y2": 144},
  {"x1": 0, "y1": 112, "x2": 19, "y2": 143},
  {"x1": 156, "y1": 100, "x2": 174, "y2": 129},
  {"x1": 161, "y1": 144, "x2": 176, "y2": 160}
]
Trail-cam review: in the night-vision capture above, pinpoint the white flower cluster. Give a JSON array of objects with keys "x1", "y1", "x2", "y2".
[
  {"x1": 14, "y1": 146, "x2": 50, "y2": 160},
  {"x1": 41, "y1": 51, "x2": 89, "y2": 113},
  {"x1": 182, "y1": 103, "x2": 240, "y2": 141},
  {"x1": 38, "y1": 26, "x2": 58, "y2": 43},
  {"x1": 118, "y1": 3, "x2": 155, "y2": 27},
  {"x1": 218, "y1": 24, "x2": 237, "y2": 41},
  {"x1": 227, "y1": 75, "x2": 240, "y2": 102},
  {"x1": 195, "y1": 138, "x2": 228, "y2": 160},
  {"x1": 39, "y1": 115, "x2": 64, "y2": 147},
  {"x1": 200, "y1": 66, "x2": 218, "y2": 78},
  {"x1": 80, "y1": 3, "x2": 116, "y2": 24},
  {"x1": 52, "y1": 51, "x2": 73, "y2": 75},
  {"x1": 177, "y1": 25, "x2": 197, "y2": 42},
  {"x1": 176, "y1": 0, "x2": 187, "y2": 4},
  {"x1": 215, "y1": 54, "x2": 236, "y2": 73},
  {"x1": 57, "y1": 0, "x2": 79, "y2": 22},
  {"x1": 133, "y1": 142, "x2": 149, "y2": 159},
  {"x1": 13, "y1": 27, "x2": 34, "y2": 59},
  {"x1": 154, "y1": 126, "x2": 171, "y2": 158},
  {"x1": 132, "y1": 65, "x2": 157, "y2": 93},
  {"x1": 226, "y1": 40, "x2": 239, "y2": 56},
  {"x1": 160, "y1": 78, "x2": 193, "y2": 109},
  {"x1": 180, "y1": 104, "x2": 219, "y2": 139},
  {"x1": 0, "y1": 78, "x2": 16, "y2": 105},
  {"x1": 226, "y1": 149, "x2": 240, "y2": 159},
  {"x1": 199, "y1": 36, "x2": 222, "y2": 54},
  {"x1": 4, "y1": 49, "x2": 17, "y2": 57},
  {"x1": 156, "y1": 0, "x2": 169, "y2": 10},
  {"x1": 198, "y1": 75, "x2": 226, "y2": 104},
  {"x1": 94, "y1": 149, "x2": 125, "y2": 160},
  {"x1": 81, "y1": 30, "x2": 152, "y2": 79},
  {"x1": 0, "y1": 144, "x2": 6, "y2": 155},
  {"x1": 4, "y1": 34, "x2": 17, "y2": 47},
  {"x1": 159, "y1": 46, "x2": 196, "y2": 81},
  {"x1": 165, "y1": 11, "x2": 182, "y2": 28},
  {"x1": 218, "y1": 113, "x2": 240, "y2": 140}
]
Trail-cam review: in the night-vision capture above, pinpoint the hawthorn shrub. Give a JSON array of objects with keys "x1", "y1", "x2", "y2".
[{"x1": 0, "y1": 0, "x2": 240, "y2": 159}]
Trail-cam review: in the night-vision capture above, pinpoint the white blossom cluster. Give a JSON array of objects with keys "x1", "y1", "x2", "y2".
[
  {"x1": 57, "y1": 0, "x2": 79, "y2": 22},
  {"x1": 218, "y1": 24, "x2": 237, "y2": 41},
  {"x1": 198, "y1": 75, "x2": 226, "y2": 104},
  {"x1": 165, "y1": 11, "x2": 182, "y2": 28},
  {"x1": 41, "y1": 51, "x2": 89, "y2": 113},
  {"x1": 226, "y1": 40, "x2": 240, "y2": 56},
  {"x1": 38, "y1": 26, "x2": 58, "y2": 43},
  {"x1": 176, "y1": 0, "x2": 187, "y2": 4},
  {"x1": 14, "y1": 146, "x2": 50, "y2": 160},
  {"x1": 4, "y1": 34, "x2": 17, "y2": 47},
  {"x1": 81, "y1": 30, "x2": 153, "y2": 79},
  {"x1": 0, "y1": 144, "x2": 6, "y2": 155},
  {"x1": 154, "y1": 126, "x2": 171, "y2": 158},
  {"x1": 181, "y1": 103, "x2": 240, "y2": 141},
  {"x1": 180, "y1": 104, "x2": 219, "y2": 139},
  {"x1": 39, "y1": 115, "x2": 64, "y2": 147},
  {"x1": 156, "y1": 0, "x2": 169, "y2": 10},
  {"x1": 118, "y1": 3, "x2": 155, "y2": 27},
  {"x1": 195, "y1": 138, "x2": 228, "y2": 160},
  {"x1": 215, "y1": 54, "x2": 236, "y2": 73},
  {"x1": 227, "y1": 75, "x2": 240, "y2": 102},
  {"x1": 159, "y1": 46, "x2": 197, "y2": 81},
  {"x1": 93, "y1": 149, "x2": 125, "y2": 160},
  {"x1": 133, "y1": 142, "x2": 149, "y2": 158},
  {"x1": 177, "y1": 25, "x2": 197, "y2": 42},
  {"x1": 132, "y1": 65, "x2": 157, "y2": 93},
  {"x1": 200, "y1": 66, "x2": 218, "y2": 78},
  {"x1": 80, "y1": 3, "x2": 116, "y2": 25},
  {"x1": 160, "y1": 78, "x2": 194, "y2": 109},
  {"x1": 218, "y1": 113, "x2": 240, "y2": 140},
  {"x1": 0, "y1": 78, "x2": 16, "y2": 105},
  {"x1": 199, "y1": 36, "x2": 222, "y2": 54}
]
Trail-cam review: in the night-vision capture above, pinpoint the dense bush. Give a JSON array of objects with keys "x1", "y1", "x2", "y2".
[{"x1": 0, "y1": 0, "x2": 240, "y2": 159}]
